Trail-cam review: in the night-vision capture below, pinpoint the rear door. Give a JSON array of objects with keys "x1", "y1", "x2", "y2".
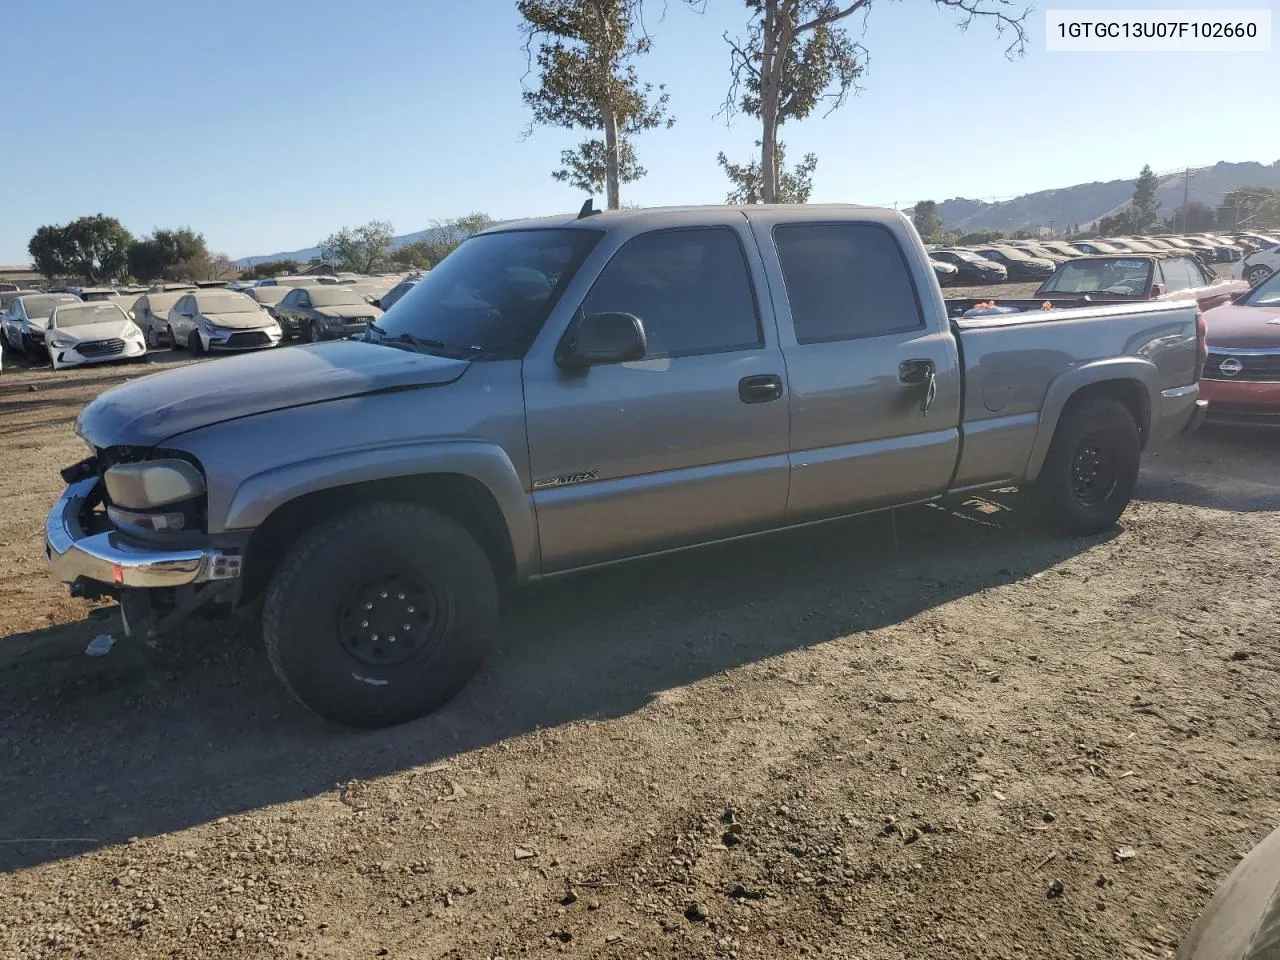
[
  {"x1": 748, "y1": 215, "x2": 962, "y2": 521},
  {"x1": 522, "y1": 221, "x2": 790, "y2": 572}
]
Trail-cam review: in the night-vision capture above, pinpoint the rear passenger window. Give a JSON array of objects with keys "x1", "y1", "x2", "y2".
[
  {"x1": 581, "y1": 227, "x2": 761, "y2": 358},
  {"x1": 774, "y1": 223, "x2": 924, "y2": 344}
]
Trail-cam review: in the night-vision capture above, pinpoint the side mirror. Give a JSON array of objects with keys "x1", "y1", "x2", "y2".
[
  {"x1": 556, "y1": 312, "x2": 647, "y2": 369},
  {"x1": 1150, "y1": 282, "x2": 1166, "y2": 297}
]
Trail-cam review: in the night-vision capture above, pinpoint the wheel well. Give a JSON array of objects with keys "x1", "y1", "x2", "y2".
[
  {"x1": 1066, "y1": 379, "x2": 1151, "y2": 448},
  {"x1": 238, "y1": 474, "x2": 517, "y2": 605}
]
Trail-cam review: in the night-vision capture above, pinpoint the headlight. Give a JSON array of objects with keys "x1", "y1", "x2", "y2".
[
  {"x1": 48, "y1": 335, "x2": 77, "y2": 349},
  {"x1": 104, "y1": 458, "x2": 205, "y2": 509}
]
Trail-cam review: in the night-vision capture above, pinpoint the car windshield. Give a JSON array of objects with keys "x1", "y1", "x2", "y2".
[
  {"x1": 309, "y1": 288, "x2": 369, "y2": 307},
  {"x1": 53, "y1": 303, "x2": 128, "y2": 327},
  {"x1": 1244, "y1": 270, "x2": 1280, "y2": 306},
  {"x1": 20, "y1": 295, "x2": 80, "y2": 319},
  {"x1": 1039, "y1": 258, "x2": 1153, "y2": 296},
  {"x1": 197, "y1": 292, "x2": 259, "y2": 313},
  {"x1": 372, "y1": 228, "x2": 602, "y2": 358},
  {"x1": 249, "y1": 287, "x2": 289, "y2": 305}
]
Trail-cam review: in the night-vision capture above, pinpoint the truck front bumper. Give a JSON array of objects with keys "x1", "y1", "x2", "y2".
[{"x1": 45, "y1": 477, "x2": 241, "y2": 590}]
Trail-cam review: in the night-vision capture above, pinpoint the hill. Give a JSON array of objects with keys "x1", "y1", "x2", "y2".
[{"x1": 924, "y1": 160, "x2": 1280, "y2": 233}]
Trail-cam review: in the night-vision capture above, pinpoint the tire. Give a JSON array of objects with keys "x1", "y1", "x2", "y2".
[
  {"x1": 307, "y1": 320, "x2": 322, "y2": 343},
  {"x1": 263, "y1": 502, "x2": 498, "y2": 728},
  {"x1": 187, "y1": 332, "x2": 204, "y2": 356},
  {"x1": 168, "y1": 326, "x2": 182, "y2": 350},
  {"x1": 1246, "y1": 264, "x2": 1272, "y2": 286},
  {"x1": 1033, "y1": 395, "x2": 1140, "y2": 537},
  {"x1": 145, "y1": 326, "x2": 158, "y2": 349}
]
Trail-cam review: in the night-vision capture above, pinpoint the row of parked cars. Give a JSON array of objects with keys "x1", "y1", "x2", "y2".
[
  {"x1": 0, "y1": 271, "x2": 426, "y2": 372},
  {"x1": 927, "y1": 230, "x2": 1280, "y2": 287}
]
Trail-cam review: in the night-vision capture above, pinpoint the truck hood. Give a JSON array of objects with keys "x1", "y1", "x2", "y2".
[
  {"x1": 76, "y1": 339, "x2": 470, "y2": 448},
  {"x1": 1204, "y1": 301, "x2": 1280, "y2": 350}
]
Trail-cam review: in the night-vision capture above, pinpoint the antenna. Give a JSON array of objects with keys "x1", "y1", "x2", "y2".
[{"x1": 577, "y1": 198, "x2": 600, "y2": 219}]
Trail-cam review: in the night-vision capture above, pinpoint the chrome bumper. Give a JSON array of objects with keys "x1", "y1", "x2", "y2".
[{"x1": 45, "y1": 478, "x2": 240, "y2": 590}]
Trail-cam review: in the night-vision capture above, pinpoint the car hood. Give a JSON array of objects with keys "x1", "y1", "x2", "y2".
[
  {"x1": 1204, "y1": 301, "x2": 1280, "y2": 350},
  {"x1": 202, "y1": 311, "x2": 276, "y2": 330},
  {"x1": 50, "y1": 319, "x2": 138, "y2": 342},
  {"x1": 316, "y1": 304, "x2": 380, "y2": 319},
  {"x1": 76, "y1": 339, "x2": 471, "y2": 448}
]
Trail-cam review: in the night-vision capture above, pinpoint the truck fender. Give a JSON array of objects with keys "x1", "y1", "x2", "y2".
[
  {"x1": 1022, "y1": 357, "x2": 1161, "y2": 484},
  {"x1": 223, "y1": 440, "x2": 539, "y2": 580}
]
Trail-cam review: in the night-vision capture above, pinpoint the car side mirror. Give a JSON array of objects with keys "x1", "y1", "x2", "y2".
[
  {"x1": 556, "y1": 311, "x2": 647, "y2": 369},
  {"x1": 1150, "y1": 283, "x2": 1166, "y2": 297}
]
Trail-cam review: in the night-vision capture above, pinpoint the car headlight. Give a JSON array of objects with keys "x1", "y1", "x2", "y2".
[
  {"x1": 104, "y1": 458, "x2": 206, "y2": 509},
  {"x1": 48, "y1": 335, "x2": 77, "y2": 349}
]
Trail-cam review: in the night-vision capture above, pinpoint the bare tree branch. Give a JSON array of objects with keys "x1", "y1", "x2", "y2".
[
  {"x1": 794, "y1": 0, "x2": 871, "y2": 33},
  {"x1": 933, "y1": 0, "x2": 1031, "y2": 58}
]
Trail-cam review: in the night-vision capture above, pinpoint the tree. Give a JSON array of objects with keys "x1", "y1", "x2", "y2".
[
  {"x1": 319, "y1": 220, "x2": 395, "y2": 273},
  {"x1": 1174, "y1": 200, "x2": 1216, "y2": 233},
  {"x1": 519, "y1": 0, "x2": 673, "y2": 208},
  {"x1": 390, "y1": 213, "x2": 497, "y2": 270},
  {"x1": 1130, "y1": 163, "x2": 1161, "y2": 230},
  {"x1": 127, "y1": 227, "x2": 208, "y2": 281},
  {"x1": 1218, "y1": 187, "x2": 1280, "y2": 231},
  {"x1": 244, "y1": 258, "x2": 302, "y2": 280},
  {"x1": 721, "y1": 0, "x2": 1029, "y2": 203},
  {"x1": 912, "y1": 199, "x2": 943, "y2": 239},
  {"x1": 957, "y1": 229, "x2": 1006, "y2": 245},
  {"x1": 166, "y1": 252, "x2": 238, "y2": 282},
  {"x1": 27, "y1": 214, "x2": 132, "y2": 282},
  {"x1": 716, "y1": 141, "x2": 816, "y2": 203}
]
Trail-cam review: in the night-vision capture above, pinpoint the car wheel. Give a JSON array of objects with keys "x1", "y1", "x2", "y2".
[
  {"x1": 262, "y1": 502, "x2": 498, "y2": 728},
  {"x1": 168, "y1": 326, "x2": 182, "y2": 350},
  {"x1": 307, "y1": 320, "x2": 322, "y2": 343},
  {"x1": 1034, "y1": 394, "x2": 1140, "y2": 537},
  {"x1": 1246, "y1": 264, "x2": 1273, "y2": 286},
  {"x1": 145, "y1": 326, "x2": 158, "y2": 349},
  {"x1": 188, "y1": 332, "x2": 204, "y2": 356}
]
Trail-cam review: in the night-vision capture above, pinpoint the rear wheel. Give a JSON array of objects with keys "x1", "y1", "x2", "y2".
[
  {"x1": 187, "y1": 332, "x2": 204, "y2": 356},
  {"x1": 263, "y1": 503, "x2": 498, "y2": 728},
  {"x1": 1034, "y1": 395, "x2": 1140, "y2": 537},
  {"x1": 1246, "y1": 264, "x2": 1273, "y2": 286},
  {"x1": 307, "y1": 320, "x2": 322, "y2": 343}
]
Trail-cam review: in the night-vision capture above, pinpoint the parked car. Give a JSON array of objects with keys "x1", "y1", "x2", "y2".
[
  {"x1": 1, "y1": 289, "x2": 39, "y2": 313},
  {"x1": 377, "y1": 277, "x2": 421, "y2": 309},
  {"x1": 1, "y1": 293, "x2": 82, "y2": 356},
  {"x1": 928, "y1": 249, "x2": 1008, "y2": 284},
  {"x1": 69, "y1": 286, "x2": 120, "y2": 302},
  {"x1": 46, "y1": 203, "x2": 1206, "y2": 728},
  {"x1": 971, "y1": 245, "x2": 1055, "y2": 281},
  {"x1": 1198, "y1": 270, "x2": 1280, "y2": 426},
  {"x1": 256, "y1": 276, "x2": 323, "y2": 288},
  {"x1": 273, "y1": 285, "x2": 384, "y2": 342},
  {"x1": 930, "y1": 259, "x2": 960, "y2": 285},
  {"x1": 44, "y1": 301, "x2": 147, "y2": 370},
  {"x1": 1072, "y1": 240, "x2": 1123, "y2": 255},
  {"x1": 167, "y1": 290, "x2": 283, "y2": 354},
  {"x1": 133, "y1": 290, "x2": 197, "y2": 348},
  {"x1": 1241, "y1": 243, "x2": 1280, "y2": 286},
  {"x1": 1033, "y1": 254, "x2": 1246, "y2": 310},
  {"x1": 1009, "y1": 242, "x2": 1072, "y2": 264},
  {"x1": 243, "y1": 285, "x2": 292, "y2": 317}
]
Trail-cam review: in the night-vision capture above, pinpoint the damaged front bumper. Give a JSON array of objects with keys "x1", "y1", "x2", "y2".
[{"x1": 45, "y1": 477, "x2": 244, "y2": 638}]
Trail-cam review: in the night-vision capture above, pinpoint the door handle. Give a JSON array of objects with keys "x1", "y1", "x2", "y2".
[
  {"x1": 738, "y1": 374, "x2": 783, "y2": 404},
  {"x1": 898, "y1": 359, "x2": 938, "y2": 416}
]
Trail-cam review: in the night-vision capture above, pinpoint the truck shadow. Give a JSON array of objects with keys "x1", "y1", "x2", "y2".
[{"x1": 0, "y1": 496, "x2": 1107, "y2": 872}]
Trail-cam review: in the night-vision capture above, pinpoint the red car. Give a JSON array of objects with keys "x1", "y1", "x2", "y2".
[{"x1": 1200, "y1": 270, "x2": 1280, "y2": 425}]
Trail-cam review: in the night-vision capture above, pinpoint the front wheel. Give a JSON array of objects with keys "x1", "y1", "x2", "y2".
[
  {"x1": 188, "y1": 332, "x2": 204, "y2": 356},
  {"x1": 263, "y1": 503, "x2": 498, "y2": 728},
  {"x1": 1246, "y1": 264, "x2": 1273, "y2": 286},
  {"x1": 1033, "y1": 395, "x2": 1140, "y2": 537},
  {"x1": 168, "y1": 326, "x2": 182, "y2": 350},
  {"x1": 307, "y1": 320, "x2": 322, "y2": 343}
]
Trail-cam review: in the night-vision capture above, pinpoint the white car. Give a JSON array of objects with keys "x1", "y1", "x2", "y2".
[
  {"x1": 166, "y1": 289, "x2": 283, "y2": 354},
  {"x1": 45, "y1": 301, "x2": 147, "y2": 370},
  {"x1": 2, "y1": 293, "x2": 82, "y2": 356},
  {"x1": 1242, "y1": 243, "x2": 1280, "y2": 287}
]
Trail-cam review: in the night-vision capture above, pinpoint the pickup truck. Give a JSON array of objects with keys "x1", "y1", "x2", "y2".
[{"x1": 45, "y1": 203, "x2": 1208, "y2": 728}]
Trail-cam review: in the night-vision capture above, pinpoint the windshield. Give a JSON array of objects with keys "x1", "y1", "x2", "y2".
[
  {"x1": 1244, "y1": 270, "x2": 1280, "y2": 306},
  {"x1": 248, "y1": 286, "x2": 289, "y2": 305},
  {"x1": 309, "y1": 287, "x2": 370, "y2": 307},
  {"x1": 197, "y1": 292, "x2": 259, "y2": 314},
  {"x1": 373, "y1": 228, "x2": 602, "y2": 358},
  {"x1": 942, "y1": 250, "x2": 982, "y2": 262},
  {"x1": 1039, "y1": 258, "x2": 1153, "y2": 296},
  {"x1": 20, "y1": 295, "x2": 80, "y2": 319},
  {"x1": 53, "y1": 302, "x2": 129, "y2": 327}
]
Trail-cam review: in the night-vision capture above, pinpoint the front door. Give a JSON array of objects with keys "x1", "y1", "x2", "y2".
[
  {"x1": 522, "y1": 223, "x2": 790, "y2": 572},
  {"x1": 749, "y1": 216, "x2": 963, "y2": 521}
]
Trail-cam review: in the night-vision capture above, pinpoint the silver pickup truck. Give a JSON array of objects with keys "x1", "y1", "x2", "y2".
[{"x1": 46, "y1": 204, "x2": 1207, "y2": 727}]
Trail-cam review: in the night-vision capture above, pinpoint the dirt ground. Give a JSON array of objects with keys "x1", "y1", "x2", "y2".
[{"x1": 1, "y1": 341, "x2": 1277, "y2": 960}]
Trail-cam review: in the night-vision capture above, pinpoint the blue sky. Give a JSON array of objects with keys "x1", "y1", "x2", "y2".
[{"x1": 1, "y1": 0, "x2": 1275, "y2": 263}]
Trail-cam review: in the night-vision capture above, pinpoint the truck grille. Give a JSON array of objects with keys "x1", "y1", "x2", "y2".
[
  {"x1": 78, "y1": 338, "x2": 125, "y2": 358},
  {"x1": 1204, "y1": 351, "x2": 1280, "y2": 382},
  {"x1": 225, "y1": 331, "x2": 270, "y2": 348}
]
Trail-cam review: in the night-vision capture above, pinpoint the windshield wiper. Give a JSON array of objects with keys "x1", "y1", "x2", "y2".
[{"x1": 365, "y1": 323, "x2": 450, "y2": 353}]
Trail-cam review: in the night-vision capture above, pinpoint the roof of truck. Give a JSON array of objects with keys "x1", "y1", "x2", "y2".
[{"x1": 480, "y1": 203, "x2": 897, "y2": 234}]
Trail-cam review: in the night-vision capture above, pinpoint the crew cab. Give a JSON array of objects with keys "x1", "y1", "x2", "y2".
[{"x1": 46, "y1": 204, "x2": 1207, "y2": 728}]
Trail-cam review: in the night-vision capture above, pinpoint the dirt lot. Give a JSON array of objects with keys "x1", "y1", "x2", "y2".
[{"x1": 1, "y1": 342, "x2": 1277, "y2": 960}]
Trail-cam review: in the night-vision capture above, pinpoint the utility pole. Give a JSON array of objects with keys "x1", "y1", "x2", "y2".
[{"x1": 1180, "y1": 167, "x2": 1190, "y2": 231}]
